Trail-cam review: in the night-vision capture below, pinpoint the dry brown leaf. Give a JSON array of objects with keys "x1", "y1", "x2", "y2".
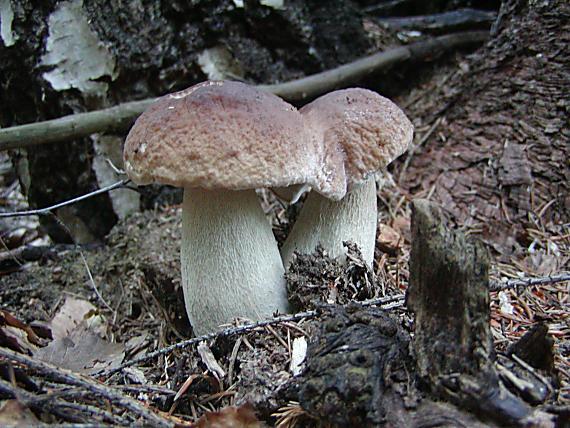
[
  {"x1": 35, "y1": 327, "x2": 124, "y2": 374},
  {"x1": 34, "y1": 296, "x2": 124, "y2": 374},
  {"x1": 0, "y1": 400, "x2": 39, "y2": 427},
  {"x1": 391, "y1": 215, "x2": 411, "y2": 243},
  {"x1": 193, "y1": 404, "x2": 263, "y2": 428},
  {"x1": 49, "y1": 296, "x2": 98, "y2": 340},
  {"x1": 377, "y1": 224, "x2": 402, "y2": 255},
  {"x1": 521, "y1": 251, "x2": 561, "y2": 276},
  {"x1": 0, "y1": 310, "x2": 45, "y2": 354}
]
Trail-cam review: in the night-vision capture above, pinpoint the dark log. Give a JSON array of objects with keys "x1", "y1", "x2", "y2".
[
  {"x1": 377, "y1": 8, "x2": 496, "y2": 34},
  {"x1": 407, "y1": 199, "x2": 530, "y2": 424},
  {"x1": 0, "y1": 243, "x2": 99, "y2": 272}
]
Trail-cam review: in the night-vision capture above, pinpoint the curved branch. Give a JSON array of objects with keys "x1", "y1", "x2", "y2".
[{"x1": 0, "y1": 31, "x2": 488, "y2": 151}]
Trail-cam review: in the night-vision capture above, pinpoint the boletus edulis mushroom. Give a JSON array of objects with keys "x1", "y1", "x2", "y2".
[
  {"x1": 280, "y1": 88, "x2": 414, "y2": 268},
  {"x1": 123, "y1": 80, "x2": 319, "y2": 335}
]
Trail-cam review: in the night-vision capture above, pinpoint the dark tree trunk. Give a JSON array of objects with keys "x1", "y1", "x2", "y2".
[{"x1": 407, "y1": 199, "x2": 530, "y2": 425}]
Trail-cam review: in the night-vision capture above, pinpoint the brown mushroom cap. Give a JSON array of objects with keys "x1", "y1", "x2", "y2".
[
  {"x1": 124, "y1": 80, "x2": 315, "y2": 190},
  {"x1": 303, "y1": 88, "x2": 413, "y2": 199}
]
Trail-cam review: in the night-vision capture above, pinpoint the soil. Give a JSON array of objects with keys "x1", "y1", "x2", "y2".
[
  {"x1": 0, "y1": 207, "x2": 186, "y2": 338},
  {"x1": 0, "y1": 0, "x2": 568, "y2": 425}
]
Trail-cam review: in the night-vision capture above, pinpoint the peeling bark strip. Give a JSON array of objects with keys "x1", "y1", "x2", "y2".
[{"x1": 407, "y1": 199, "x2": 530, "y2": 424}]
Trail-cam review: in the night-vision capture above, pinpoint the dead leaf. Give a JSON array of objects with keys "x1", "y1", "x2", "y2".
[
  {"x1": 49, "y1": 296, "x2": 98, "y2": 340},
  {"x1": 33, "y1": 295, "x2": 123, "y2": 373},
  {"x1": 35, "y1": 327, "x2": 124, "y2": 375},
  {"x1": 377, "y1": 224, "x2": 402, "y2": 255},
  {"x1": 0, "y1": 310, "x2": 46, "y2": 354},
  {"x1": 522, "y1": 250, "x2": 560, "y2": 275},
  {"x1": 391, "y1": 216, "x2": 410, "y2": 243},
  {"x1": 194, "y1": 404, "x2": 263, "y2": 428},
  {"x1": 0, "y1": 326, "x2": 38, "y2": 355},
  {"x1": 0, "y1": 400, "x2": 39, "y2": 427}
]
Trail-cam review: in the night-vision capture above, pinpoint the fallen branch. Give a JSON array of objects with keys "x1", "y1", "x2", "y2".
[
  {"x1": 0, "y1": 31, "x2": 488, "y2": 151},
  {"x1": 0, "y1": 347, "x2": 173, "y2": 427},
  {"x1": 377, "y1": 8, "x2": 496, "y2": 34},
  {"x1": 0, "y1": 179, "x2": 129, "y2": 218},
  {"x1": 0, "y1": 379, "x2": 89, "y2": 424},
  {"x1": 258, "y1": 31, "x2": 487, "y2": 102},
  {"x1": 489, "y1": 273, "x2": 570, "y2": 292},
  {"x1": 97, "y1": 294, "x2": 406, "y2": 378}
]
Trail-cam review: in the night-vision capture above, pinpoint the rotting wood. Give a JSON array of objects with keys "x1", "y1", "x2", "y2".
[
  {"x1": 280, "y1": 304, "x2": 498, "y2": 427},
  {"x1": 506, "y1": 323, "x2": 554, "y2": 373},
  {"x1": 377, "y1": 8, "x2": 496, "y2": 34},
  {"x1": 407, "y1": 199, "x2": 531, "y2": 425},
  {"x1": 0, "y1": 31, "x2": 488, "y2": 152}
]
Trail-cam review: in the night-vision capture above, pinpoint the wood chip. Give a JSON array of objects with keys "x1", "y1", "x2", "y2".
[{"x1": 198, "y1": 341, "x2": 226, "y2": 380}]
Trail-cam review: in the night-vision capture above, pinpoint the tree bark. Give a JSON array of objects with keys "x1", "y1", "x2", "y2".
[
  {"x1": 407, "y1": 199, "x2": 530, "y2": 425},
  {"x1": 399, "y1": 0, "x2": 570, "y2": 259}
]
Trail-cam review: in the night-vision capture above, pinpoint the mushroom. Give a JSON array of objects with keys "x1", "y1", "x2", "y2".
[
  {"x1": 280, "y1": 88, "x2": 413, "y2": 268},
  {"x1": 123, "y1": 81, "x2": 317, "y2": 335}
]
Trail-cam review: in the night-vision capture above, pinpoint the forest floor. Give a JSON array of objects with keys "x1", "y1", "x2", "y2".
[
  {"x1": 0, "y1": 157, "x2": 567, "y2": 425},
  {"x1": 0, "y1": 2, "x2": 568, "y2": 423}
]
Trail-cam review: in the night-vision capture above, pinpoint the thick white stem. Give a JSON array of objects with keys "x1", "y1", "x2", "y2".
[
  {"x1": 181, "y1": 188, "x2": 289, "y2": 335},
  {"x1": 281, "y1": 178, "x2": 377, "y2": 269}
]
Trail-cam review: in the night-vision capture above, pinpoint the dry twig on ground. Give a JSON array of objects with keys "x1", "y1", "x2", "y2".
[
  {"x1": 0, "y1": 347, "x2": 173, "y2": 427},
  {"x1": 0, "y1": 31, "x2": 488, "y2": 151}
]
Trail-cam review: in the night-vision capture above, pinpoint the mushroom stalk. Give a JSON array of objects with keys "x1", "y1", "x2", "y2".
[
  {"x1": 181, "y1": 188, "x2": 289, "y2": 335},
  {"x1": 281, "y1": 177, "x2": 378, "y2": 269}
]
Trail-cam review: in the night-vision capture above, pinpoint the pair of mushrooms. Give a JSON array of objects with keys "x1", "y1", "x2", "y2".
[{"x1": 123, "y1": 80, "x2": 413, "y2": 335}]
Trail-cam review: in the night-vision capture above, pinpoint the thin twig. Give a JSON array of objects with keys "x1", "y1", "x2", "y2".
[
  {"x1": 97, "y1": 294, "x2": 406, "y2": 377},
  {"x1": 489, "y1": 273, "x2": 570, "y2": 292},
  {"x1": 0, "y1": 179, "x2": 130, "y2": 218},
  {"x1": 46, "y1": 212, "x2": 114, "y2": 312},
  {"x1": 0, "y1": 347, "x2": 173, "y2": 427},
  {"x1": 78, "y1": 251, "x2": 113, "y2": 312},
  {"x1": 0, "y1": 378, "x2": 124, "y2": 425},
  {"x1": 0, "y1": 32, "x2": 488, "y2": 151}
]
